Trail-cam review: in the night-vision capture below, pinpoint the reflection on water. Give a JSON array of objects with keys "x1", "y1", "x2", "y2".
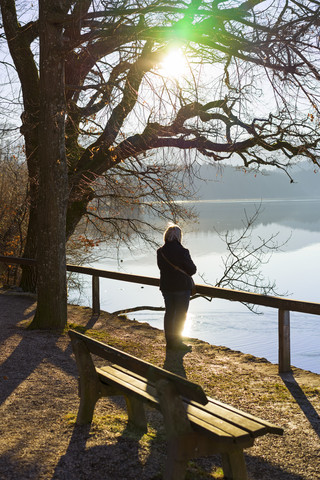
[
  {"x1": 190, "y1": 198, "x2": 320, "y2": 234},
  {"x1": 69, "y1": 199, "x2": 320, "y2": 375}
]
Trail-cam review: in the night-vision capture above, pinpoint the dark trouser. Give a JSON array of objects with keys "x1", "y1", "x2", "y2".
[{"x1": 162, "y1": 290, "x2": 191, "y2": 347}]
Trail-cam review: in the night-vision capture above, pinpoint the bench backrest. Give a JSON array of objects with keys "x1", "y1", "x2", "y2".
[{"x1": 69, "y1": 330, "x2": 208, "y2": 405}]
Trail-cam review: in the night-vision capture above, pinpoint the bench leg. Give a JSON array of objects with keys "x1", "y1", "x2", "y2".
[
  {"x1": 77, "y1": 378, "x2": 100, "y2": 425},
  {"x1": 156, "y1": 379, "x2": 193, "y2": 480},
  {"x1": 71, "y1": 338, "x2": 101, "y2": 425},
  {"x1": 221, "y1": 449, "x2": 248, "y2": 480},
  {"x1": 163, "y1": 439, "x2": 188, "y2": 480},
  {"x1": 125, "y1": 394, "x2": 147, "y2": 431}
]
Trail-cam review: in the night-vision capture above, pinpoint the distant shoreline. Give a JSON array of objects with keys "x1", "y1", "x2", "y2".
[{"x1": 176, "y1": 197, "x2": 320, "y2": 204}]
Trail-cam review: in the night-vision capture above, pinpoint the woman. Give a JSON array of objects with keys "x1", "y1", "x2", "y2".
[{"x1": 157, "y1": 224, "x2": 197, "y2": 349}]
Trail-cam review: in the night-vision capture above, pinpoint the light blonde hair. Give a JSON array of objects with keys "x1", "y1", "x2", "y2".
[{"x1": 164, "y1": 224, "x2": 182, "y2": 243}]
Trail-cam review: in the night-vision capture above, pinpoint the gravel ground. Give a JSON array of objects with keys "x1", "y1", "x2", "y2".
[{"x1": 0, "y1": 289, "x2": 319, "y2": 480}]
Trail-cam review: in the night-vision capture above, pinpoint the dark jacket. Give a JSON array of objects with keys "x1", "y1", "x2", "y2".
[{"x1": 157, "y1": 239, "x2": 197, "y2": 292}]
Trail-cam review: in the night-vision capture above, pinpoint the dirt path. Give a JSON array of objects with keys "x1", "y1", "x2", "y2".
[{"x1": 0, "y1": 289, "x2": 319, "y2": 479}]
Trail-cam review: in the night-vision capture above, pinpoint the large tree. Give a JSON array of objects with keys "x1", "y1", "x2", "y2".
[{"x1": 0, "y1": 0, "x2": 319, "y2": 329}]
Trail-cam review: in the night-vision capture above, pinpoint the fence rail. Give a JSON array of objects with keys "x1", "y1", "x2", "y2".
[{"x1": 1, "y1": 255, "x2": 319, "y2": 374}]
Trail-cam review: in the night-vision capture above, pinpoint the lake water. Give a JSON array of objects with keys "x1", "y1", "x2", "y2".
[{"x1": 70, "y1": 199, "x2": 320, "y2": 375}]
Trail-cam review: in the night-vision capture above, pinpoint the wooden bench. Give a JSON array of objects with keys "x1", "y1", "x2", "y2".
[{"x1": 68, "y1": 330, "x2": 283, "y2": 480}]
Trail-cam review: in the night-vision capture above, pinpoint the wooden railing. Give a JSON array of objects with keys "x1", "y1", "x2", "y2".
[{"x1": 1, "y1": 255, "x2": 320, "y2": 374}]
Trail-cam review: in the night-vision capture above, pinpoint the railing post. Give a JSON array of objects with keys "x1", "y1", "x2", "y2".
[
  {"x1": 92, "y1": 275, "x2": 100, "y2": 316},
  {"x1": 278, "y1": 309, "x2": 291, "y2": 373}
]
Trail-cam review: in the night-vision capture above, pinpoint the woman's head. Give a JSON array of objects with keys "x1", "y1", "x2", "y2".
[{"x1": 164, "y1": 224, "x2": 182, "y2": 243}]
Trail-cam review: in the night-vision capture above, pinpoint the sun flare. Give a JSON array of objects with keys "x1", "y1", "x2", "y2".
[
  {"x1": 182, "y1": 312, "x2": 192, "y2": 337},
  {"x1": 159, "y1": 49, "x2": 189, "y2": 79}
]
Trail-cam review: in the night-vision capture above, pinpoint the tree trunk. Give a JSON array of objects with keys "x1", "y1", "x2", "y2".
[
  {"x1": 29, "y1": 0, "x2": 68, "y2": 330},
  {"x1": 20, "y1": 127, "x2": 40, "y2": 293}
]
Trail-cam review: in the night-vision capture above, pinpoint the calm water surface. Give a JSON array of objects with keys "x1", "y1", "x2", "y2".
[{"x1": 70, "y1": 199, "x2": 320, "y2": 374}]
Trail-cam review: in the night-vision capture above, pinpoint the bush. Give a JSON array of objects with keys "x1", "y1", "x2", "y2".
[{"x1": 0, "y1": 149, "x2": 29, "y2": 285}]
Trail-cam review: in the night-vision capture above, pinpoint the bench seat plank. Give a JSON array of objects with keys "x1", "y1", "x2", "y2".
[
  {"x1": 99, "y1": 365, "x2": 236, "y2": 441},
  {"x1": 188, "y1": 400, "x2": 270, "y2": 437},
  {"x1": 97, "y1": 366, "x2": 159, "y2": 405},
  {"x1": 97, "y1": 364, "x2": 269, "y2": 444},
  {"x1": 200, "y1": 398, "x2": 284, "y2": 436},
  {"x1": 186, "y1": 405, "x2": 252, "y2": 441}
]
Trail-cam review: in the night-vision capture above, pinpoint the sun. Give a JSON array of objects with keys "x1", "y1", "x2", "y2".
[{"x1": 159, "y1": 49, "x2": 189, "y2": 79}]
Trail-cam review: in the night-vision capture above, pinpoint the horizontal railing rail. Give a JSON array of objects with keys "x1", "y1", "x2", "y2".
[
  {"x1": 1, "y1": 255, "x2": 319, "y2": 374},
  {"x1": 0, "y1": 256, "x2": 36, "y2": 266}
]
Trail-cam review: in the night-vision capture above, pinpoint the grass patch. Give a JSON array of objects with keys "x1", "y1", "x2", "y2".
[
  {"x1": 67, "y1": 322, "x2": 143, "y2": 353},
  {"x1": 302, "y1": 385, "x2": 320, "y2": 398},
  {"x1": 67, "y1": 322, "x2": 87, "y2": 334},
  {"x1": 63, "y1": 412, "x2": 77, "y2": 425},
  {"x1": 90, "y1": 412, "x2": 127, "y2": 434},
  {"x1": 186, "y1": 461, "x2": 224, "y2": 479}
]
